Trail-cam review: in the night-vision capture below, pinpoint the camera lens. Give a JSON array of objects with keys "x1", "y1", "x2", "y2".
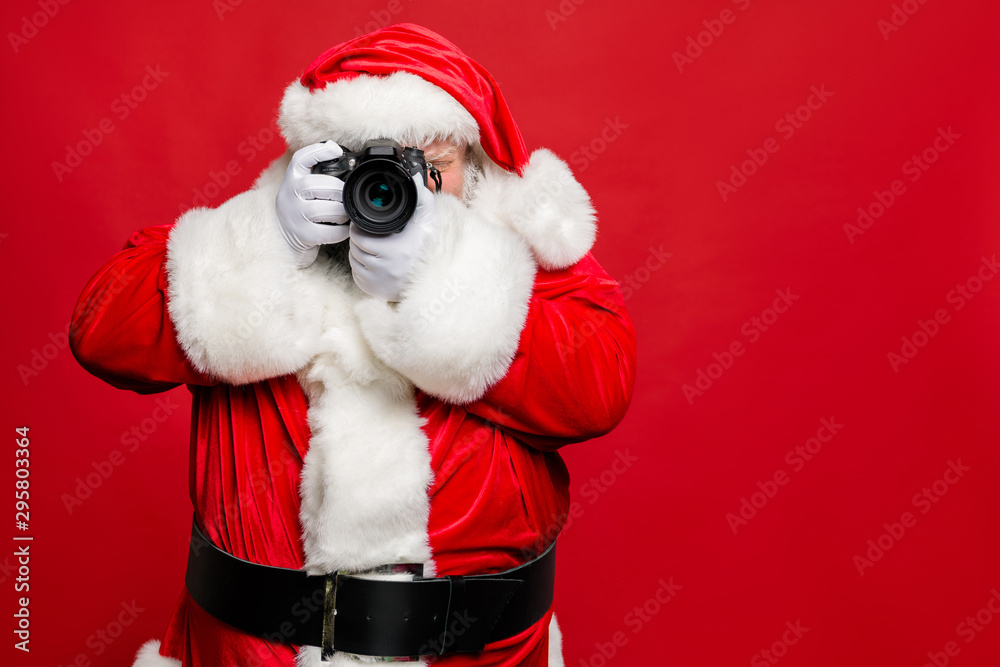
[
  {"x1": 366, "y1": 181, "x2": 394, "y2": 209},
  {"x1": 343, "y1": 159, "x2": 417, "y2": 234}
]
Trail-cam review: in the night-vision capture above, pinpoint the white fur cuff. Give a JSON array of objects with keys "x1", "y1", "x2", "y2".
[
  {"x1": 165, "y1": 155, "x2": 332, "y2": 385},
  {"x1": 354, "y1": 195, "x2": 536, "y2": 404}
]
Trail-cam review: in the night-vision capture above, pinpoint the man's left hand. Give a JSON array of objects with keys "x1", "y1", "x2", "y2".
[{"x1": 349, "y1": 174, "x2": 437, "y2": 301}]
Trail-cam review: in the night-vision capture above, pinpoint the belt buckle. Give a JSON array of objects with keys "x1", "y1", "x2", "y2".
[
  {"x1": 321, "y1": 563, "x2": 425, "y2": 663},
  {"x1": 321, "y1": 570, "x2": 347, "y2": 662}
]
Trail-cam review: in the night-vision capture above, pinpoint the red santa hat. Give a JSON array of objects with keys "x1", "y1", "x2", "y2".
[{"x1": 278, "y1": 23, "x2": 529, "y2": 175}]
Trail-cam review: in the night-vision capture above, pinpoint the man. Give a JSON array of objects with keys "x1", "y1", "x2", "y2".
[{"x1": 71, "y1": 23, "x2": 636, "y2": 667}]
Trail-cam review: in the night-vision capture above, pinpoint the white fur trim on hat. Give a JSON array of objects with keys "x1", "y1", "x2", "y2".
[
  {"x1": 131, "y1": 639, "x2": 181, "y2": 667},
  {"x1": 278, "y1": 71, "x2": 480, "y2": 152}
]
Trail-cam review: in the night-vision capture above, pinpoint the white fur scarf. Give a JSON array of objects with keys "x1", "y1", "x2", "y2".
[{"x1": 150, "y1": 147, "x2": 593, "y2": 666}]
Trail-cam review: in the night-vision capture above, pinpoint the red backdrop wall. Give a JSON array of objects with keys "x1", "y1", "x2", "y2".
[{"x1": 3, "y1": 0, "x2": 999, "y2": 665}]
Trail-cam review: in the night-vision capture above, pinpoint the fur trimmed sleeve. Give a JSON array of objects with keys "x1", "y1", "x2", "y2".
[
  {"x1": 164, "y1": 155, "x2": 331, "y2": 385},
  {"x1": 353, "y1": 195, "x2": 537, "y2": 404},
  {"x1": 464, "y1": 253, "x2": 638, "y2": 449},
  {"x1": 457, "y1": 148, "x2": 637, "y2": 446},
  {"x1": 69, "y1": 224, "x2": 218, "y2": 393},
  {"x1": 353, "y1": 146, "x2": 611, "y2": 411}
]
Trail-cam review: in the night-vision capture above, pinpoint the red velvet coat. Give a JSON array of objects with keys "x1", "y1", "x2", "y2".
[{"x1": 71, "y1": 221, "x2": 636, "y2": 666}]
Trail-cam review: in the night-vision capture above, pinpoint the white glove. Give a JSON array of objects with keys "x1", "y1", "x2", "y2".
[
  {"x1": 276, "y1": 141, "x2": 351, "y2": 268},
  {"x1": 349, "y1": 174, "x2": 437, "y2": 301}
]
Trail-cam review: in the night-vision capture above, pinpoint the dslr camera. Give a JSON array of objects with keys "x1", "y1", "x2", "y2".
[{"x1": 311, "y1": 139, "x2": 441, "y2": 235}]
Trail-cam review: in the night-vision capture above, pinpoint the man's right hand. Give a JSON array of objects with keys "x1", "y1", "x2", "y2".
[{"x1": 276, "y1": 141, "x2": 351, "y2": 268}]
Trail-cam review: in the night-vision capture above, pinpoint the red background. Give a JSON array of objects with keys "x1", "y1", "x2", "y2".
[{"x1": 3, "y1": 0, "x2": 1000, "y2": 665}]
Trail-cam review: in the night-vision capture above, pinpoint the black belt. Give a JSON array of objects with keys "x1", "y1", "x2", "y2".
[{"x1": 184, "y1": 515, "x2": 556, "y2": 660}]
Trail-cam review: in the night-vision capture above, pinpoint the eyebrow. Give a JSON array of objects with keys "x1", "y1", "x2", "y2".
[{"x1": 424, "y1": 146, "x2": 459, "y2": 162}]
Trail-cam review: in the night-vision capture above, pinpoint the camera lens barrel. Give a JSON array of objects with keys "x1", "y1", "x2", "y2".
[{"x1": 342, "y1": 157, "x2": 417, "y2": 235}]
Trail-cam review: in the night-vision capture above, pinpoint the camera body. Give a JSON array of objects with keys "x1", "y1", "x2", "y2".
[{"x1": 311, "y1": 139, "x2": 432, "y2": 235}]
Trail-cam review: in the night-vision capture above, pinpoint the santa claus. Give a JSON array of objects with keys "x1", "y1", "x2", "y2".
[{"x1": 70, "y1": 23, "x2": 636, "y2": 667}]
